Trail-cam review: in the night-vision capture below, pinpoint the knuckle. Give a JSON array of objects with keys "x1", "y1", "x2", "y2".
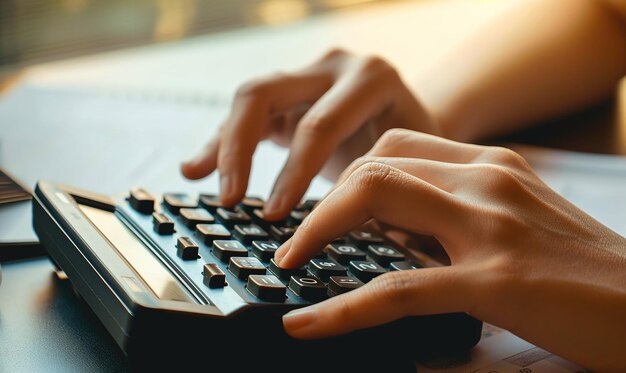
[
  {"x1": 359, "y1": 55, "x2": 400, "y2": 79},
  {"x1": 235, "y1": 74, "x2": 282, "y2": 101},
  {"x1": 484, "y1": 147, "x2": 529, "y2": 170},
  {"x1": 350, "y1": 162, "x2": 395, "y2": 194},
  {"x1": 479, "y1": 164, "x2": 521, "y2": 193},
  {"x1": 368, "y1": 272, "x2": 412, "y2": 305},
  {"x1": 373, "y1": 128, "x2": 410, "y2": 152},
  {"x1": 321, "y1": 47, "x2": 350, "y2": 61},
  {"x1": 347, "y1": 155, "x2": 385, "y2": 174},
  {"x1": 300, "y1": 114, "x2": 335, "y2": 137}
]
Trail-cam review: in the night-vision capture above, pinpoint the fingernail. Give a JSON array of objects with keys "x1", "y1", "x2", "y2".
[{"x1": 283, "y1": 306, "x2": 317, "y2": 335}]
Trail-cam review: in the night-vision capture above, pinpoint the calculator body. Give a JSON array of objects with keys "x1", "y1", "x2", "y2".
[{"x1": 32, "y1": 181, "x2": 482, "y2": 371}]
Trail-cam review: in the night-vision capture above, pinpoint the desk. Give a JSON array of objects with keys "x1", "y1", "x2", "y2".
[
  {"x1": 0, "y1": 0, "x2": 624, "y2": 372},
  {"x1": 0, "y1": 258, "x2": 129, "y2": 372}
]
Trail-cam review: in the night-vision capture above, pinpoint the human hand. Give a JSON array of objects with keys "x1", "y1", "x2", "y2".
[
  {"x1": 277, "y1": 129, "x2": 626, "y2": 372},
  {"x1": 181, "y1": 49, "x2": 435, "y2": 220}
]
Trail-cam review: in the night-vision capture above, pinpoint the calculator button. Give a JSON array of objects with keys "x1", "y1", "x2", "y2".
[
  {"x1": 129, "y1": 188, "x2": 155, "y2": 214},
  {"x1": 212, "y1": 240, "x2": 248, "y2": 262},
  {"x1": 163, "y1": 193, "x2": 197, "y2": 215},
  {"x1": 199, "y1": 194, "x2": 222, "y2": 213},
  {"x1": 152, "y1": 212, "x2": 175, "y2": 235},
  {"x1": 302, "y1": 199, "x2": 320, "y2": 210},
  {"x1": 176, "y1": 237, "x2": 199, "y2": 260},
  {"x1": 308, "y1": 258, "x2": 347, "y2": 282},
  {"x1": 270, "y1": 225, "x2": 296, "y2": 243},
  {"x1": 288, "y1": 276, "x2": 327, "y2": 301},
  {"x1": 233, "y1": 224, "x2": 269, "y2": 245},
  {"x1": 348, "y1": 230, "x2": 384, "y2": 250},
  {"x1": 326, "y1": 243, "x2": 366, "y2": 265},
  {"x1": 390, "y1": 261, "x2": 424, "y2": 271},
  {"x1": 367, "y1": 245, "x2": 405, "y2": 266},
  {"x1": 179, "y1": 208, "x2": 215, "y2": 228},
  {"x1": 251, "y1": 209, "x2": 284, "y2": 230},
  {"x1": 239, "y1": 197, "x2": 265, "y2": 214},
  {"x1": 196, "y1": 224, "x2": 231, "y2": 245},
  {"x1": 348, "y1": 261, "x2": 387, "y2": 283},
  {"x1": 215, "y1": 207, "x2": 251, "y2": 228},
  {"x1": 268, "y1": 258, "x2": 307, "y2": 280},
  {"x1": 328, "y1": 276, "x2": 363, "y2": 296},
  {"x1": 251, "y1": 240, "x2": 280, "y2": 261},
  {"x1": 287, "y1": 210, "x2": 309, "y2": 226},
  {"x1": 247, "y1": 274, "x2": 286, "y2": 302},
  {"x1": 203, "y1": 263, "x2": 226, "y2": 288},
  {"x1": 229, "y1": 257, "x2": 266, "y2": 279}
]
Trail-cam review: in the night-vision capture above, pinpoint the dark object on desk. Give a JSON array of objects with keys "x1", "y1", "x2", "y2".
[
  {"x1": 0, "y1": 168, "x2": 43, "y2": 261},
  {"x1": 32, "y1": 180, "x2": 482, "y2": 371},
  {"x1": 0, "y1": 168, "x2": 31, "y2": 204}
]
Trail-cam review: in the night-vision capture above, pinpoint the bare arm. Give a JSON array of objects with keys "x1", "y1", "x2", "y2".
[{"x1": 418, "y1": 0, "x2": 626, "y2": 141}]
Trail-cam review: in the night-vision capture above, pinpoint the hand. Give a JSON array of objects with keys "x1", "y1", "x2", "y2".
[
  {"x1": 277, "y1": 129, "x2": 626, "y2": 373},
  {"x1": 181, "y1": 49, "x2": 435, "y2": 220}
]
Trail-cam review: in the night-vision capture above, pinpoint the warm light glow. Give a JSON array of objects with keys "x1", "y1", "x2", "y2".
[
  {"x1": 60, "y1": 0, "x2": 89, "y2": 14},
  {"x1": 257, "y1": 0, "x2": 310, "y2": 26},
  {"x1": 322, "y1": 0, "x2": 375, "y2": 8},
  {"x1": 154, "y1": 0, "x2": 197, "y2": 42}
]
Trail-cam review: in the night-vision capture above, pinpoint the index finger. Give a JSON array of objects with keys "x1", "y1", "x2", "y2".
[
  {"x1": 216, "y1": 73, "x2": 334, "y2": 206},
  {"x1": 274, "y1": 162, "x2": 467, "y2": 269}
]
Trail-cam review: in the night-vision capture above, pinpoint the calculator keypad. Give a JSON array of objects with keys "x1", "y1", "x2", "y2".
[{"x1": 127, "y1": 190, "x2": 427, "y2": 306}]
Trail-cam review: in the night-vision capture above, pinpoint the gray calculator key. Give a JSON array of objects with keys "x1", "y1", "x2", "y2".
[
  {"x1": 308, "y1": 258, "x2": 346, "y2": 282},
  {"x1": 180, "y1": 208, "x2": 215, "y2": 228},
  {"x1": 163, "y1": 193, "x2": 197, "y2": 215},
  {"x1": 251, "y1": 240, "x2": 280, "y2": 261},
  {"x1": 229, "y1": 256, "x2": 266, "y2": 279},
  {"x1": 233, "y1": 224, "x2": 269, "y2": 245},
  {"x1": 129, "y1": 188, "x2": 155, "y2": 214},
  {"x1": 326, "y1": 243, "x2": 366, "y2": 265},
  {"x1": 348, "y1": 260, "x2": 386, "y2": 283},
  {"x1": 288, "y1": 276, "x2": 327, "y2": 301},
  {"x1": 203, "y1": 263, "x2": 226, "y2": 288},
  {"x1": 176, "y1": 237, "x2": 199, "y2": 260},
  {"x1": 212, "y1": 240, "x2": 247, "y2": 262},
  {"x1": 196, "y1": 224, "x2": 231, "y2": 245},
  {"x1": 367, "y1": 244, "x2": 405, "y2": 266},
  {"x1": 328, "y1": 276, "x2": 363, "y2": 296},
  {"x1": 152, "y1": 212, "x2": 174, "y2": 235},
  {"x1": 390, "y1": 261, "x2": 424, "y2": 271},
  {"x1": 247, "y1": 274, "x2": 286, "y2": 302}
]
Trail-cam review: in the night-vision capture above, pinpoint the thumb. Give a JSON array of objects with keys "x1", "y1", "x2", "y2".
[{"x1": 282, "y1": 267, "x2": 470, "y2": 339}]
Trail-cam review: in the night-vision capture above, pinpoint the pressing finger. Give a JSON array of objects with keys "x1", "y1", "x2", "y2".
[{"x1": 283, "y1": 266, "x2": 470, "y2": 339}]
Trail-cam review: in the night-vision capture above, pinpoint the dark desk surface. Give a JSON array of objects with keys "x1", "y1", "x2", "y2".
[{"x1": 0, "y1": 258, "x2": 129, "y2": 372}]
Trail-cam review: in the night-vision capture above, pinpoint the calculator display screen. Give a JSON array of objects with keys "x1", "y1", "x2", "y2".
[{"x1": 78, "y1": 204, "x2": 192, "y2": 302}]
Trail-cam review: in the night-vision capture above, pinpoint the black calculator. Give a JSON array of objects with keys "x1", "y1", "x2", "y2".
[{"x1": 33, "y1": 181, "x2": 482, "y2": 371}]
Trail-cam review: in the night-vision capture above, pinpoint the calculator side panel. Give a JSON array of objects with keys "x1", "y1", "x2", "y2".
[{"x1": 32, "y1": 181, "x2": 225, "y2": 353}]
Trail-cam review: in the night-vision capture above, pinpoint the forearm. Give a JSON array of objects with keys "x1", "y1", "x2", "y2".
[{"x1": 416, "y1": 0, "x2": 626, "y2": 142}]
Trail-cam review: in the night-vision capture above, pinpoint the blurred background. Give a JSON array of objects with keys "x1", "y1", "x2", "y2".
[{"x1": 0, "y1": 0, "x2": 408, "y2": 80}]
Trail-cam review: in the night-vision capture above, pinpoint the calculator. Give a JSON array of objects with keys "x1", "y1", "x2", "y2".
[{"x1": 32, "y1": 181, "x2": 482, "y2": 371}]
